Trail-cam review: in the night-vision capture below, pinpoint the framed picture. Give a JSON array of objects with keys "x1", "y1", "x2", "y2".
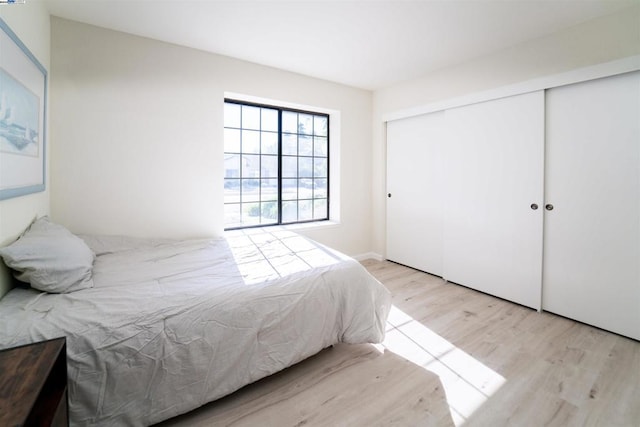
[{"x1": 0, "y1": 17, "x2": 47, "y2": 200}]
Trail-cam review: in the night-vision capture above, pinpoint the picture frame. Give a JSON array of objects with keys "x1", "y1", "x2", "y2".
[{"x1": 0, "y1": 17, "x2": 47, "y2": 201}]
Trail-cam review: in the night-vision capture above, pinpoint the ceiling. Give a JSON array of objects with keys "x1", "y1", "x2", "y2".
[{"x1": 43, "y1": 0, "x2": 638, "y2": 90}]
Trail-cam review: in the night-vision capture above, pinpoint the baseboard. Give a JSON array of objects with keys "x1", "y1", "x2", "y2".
[{"x1": 352, "y1": 252, "x2": 384, "y2": 261}]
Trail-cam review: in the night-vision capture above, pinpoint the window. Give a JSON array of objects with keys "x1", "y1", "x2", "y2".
[{"x1": 224, "y1": 99, "x2": 329, "y2": 229}]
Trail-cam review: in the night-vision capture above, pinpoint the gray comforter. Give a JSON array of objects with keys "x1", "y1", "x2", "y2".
[{"x1": 0, "y1": 230, "x2": 391, "y2": 426}]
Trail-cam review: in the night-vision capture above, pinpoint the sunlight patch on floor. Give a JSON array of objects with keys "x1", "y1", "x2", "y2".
[{"x1": 383, "y1": 305, "x2": 506, "y2": 425}]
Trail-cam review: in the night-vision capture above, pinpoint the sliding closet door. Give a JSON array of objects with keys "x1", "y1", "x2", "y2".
[
  {"x1": 543, "y1": 72, "x2": 640, "y2": 340},
  {"x1": 386, "y1": 112, "x2": 445, "y2": 276},
  {"x1": 444, "y1": 91, "x2": 545, "y2": 309}
]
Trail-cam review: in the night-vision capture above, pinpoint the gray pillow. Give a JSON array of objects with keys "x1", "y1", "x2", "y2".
[{"x1": 0, "y1": 216, "x2": 95, "y2": 293}]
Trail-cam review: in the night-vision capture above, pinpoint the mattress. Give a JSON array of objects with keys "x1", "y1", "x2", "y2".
[{"x1": 0, "y1": 229, "x2": 391, "y2": 426}]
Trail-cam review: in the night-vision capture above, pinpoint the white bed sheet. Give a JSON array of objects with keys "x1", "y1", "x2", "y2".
[{"x1": 0, "y1": 229, "x2": 391, "y2": 426}]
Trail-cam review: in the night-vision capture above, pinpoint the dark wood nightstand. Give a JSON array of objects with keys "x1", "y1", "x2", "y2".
[{"x1": 0, "y1": 337, "x2": 69, "y2": 426}]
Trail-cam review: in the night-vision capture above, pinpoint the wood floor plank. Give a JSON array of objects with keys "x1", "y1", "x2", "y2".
[{"x1": 157, "y1": 261, "x2": 640, "y2": 427}]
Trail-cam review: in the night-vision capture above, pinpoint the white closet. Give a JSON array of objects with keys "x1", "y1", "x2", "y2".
[
  {"x1": 444, "y1": 91, "x2": 544, "y2": 309},
  {"x1": 386, "y1": 70, "x2": 640, "y2": 340},
  {"x1": 543, "y1": 72, "x2": 640, "y2": 340},
  {"x1": 387, "y1": 112, "x2": 445, "y2": 277}
]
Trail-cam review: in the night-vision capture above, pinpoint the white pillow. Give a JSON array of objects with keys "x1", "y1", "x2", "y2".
[{"x1": 0, "y1": 216, "x2": 95, "y2": 293}]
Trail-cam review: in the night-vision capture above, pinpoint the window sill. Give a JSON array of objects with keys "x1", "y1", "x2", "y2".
[
  {"x1": 224, "y1": 220, "x2": 341, "y2": 236},
  {"x1": 281, "y1": 220, "x2": 341, "y2": 232}
]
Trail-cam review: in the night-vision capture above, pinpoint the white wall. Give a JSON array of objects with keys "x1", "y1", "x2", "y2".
[
  {"x1": 0, "y1": 2, "x2": 51, "y2": 297},
  {"x1": 50, "y1": 18, "x2": 373, "y2": 257},
  {"x1": 371, "y1": 6, "x2": 640, "y2": 256}
]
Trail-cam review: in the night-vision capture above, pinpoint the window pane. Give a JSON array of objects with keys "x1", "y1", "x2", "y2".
[
  {"x1": 299, "y1": 135, "x2": 313, "y2": 156},
  {"x1": 299, "y1": 200, "x2": 313, "y2": 221},
  {"x1": 314, "y1": 115, "x2": 327, "y2": 136},
  {"x1": 224, "y1": 101, "x2": 329, "y2": 229},
  {"x1": 282, "y1": 111, "x2": 297, "y2": 133},
  {"x1": 262, "y1": 108, "x2": 278, "y2": 132},
  {"x1": 314, "y1": 178, "x2": 327, "y2": 198},
  {"x1": 244, "y1": 154, "x2": 260, "y2": 178},
  {"x1": 261, "y1": 201, "x2": 278, "y2": 224},
  {"x1": 313, "y1": 199, "x2": 327, "y2": 220},
  {"x1": 241, "y1": 179, "x2": 260, "y2": 202},
  {"x1": 299, "y1": 114, "x2": 313, "y2": 135},
  {"x1": 262, "y1": 131, "x2": 278, "y2": 155},
  {"x1": 224, "y1": 129, "x2": 241, "y2": 153},
  {"x1": 224, "y1": 179, "x2": 240, "y2": 203},
  {"x1": 314, "y1": 158, "x2": 327, "y2": 177},
  {"x1": 242, "y1": 202, "x2": 261, "y2": 225},
  {"x1": 225, "y1": 203, "x2": 241, "y2": 227},
  {"x1": 282, "y1": 201, "x2": 297, "y2": 223},
  {"x1": 282, "y1": 156, "x2": 297, "y2": 178},
  {"x1": 314, "y1": 136, "x2": 327, "y2": 157},
  {"x1": 242, "y1": 130, "x2": 260, "y2": 154},
  {"x1": 224, "y1": 154, "x2": 240, "y2": 178},
  {"x1": 282, "y1": 133, "x2": 297, "y2": 155},
  {"x1": 282, "y1": 179, "x2": 297, "y2": 200},
  {"x1": 261, "y1": 179, "x2": 278, "y2": 201},
  {"x1": 242, "y1": 105, "x2": 261, "y2": 130},
  {"x1": 298, "y1": 157, "x2": 313, "y2": 178},
  {"x1": 299, "y1": 179, "x2": 313, "y2": 200},
  {"x1": 224, "y1": 103, "x2": 241, "y2": 128},
  {"x1": 261, "y1": 155, "x2": 278, "y2": 178}
]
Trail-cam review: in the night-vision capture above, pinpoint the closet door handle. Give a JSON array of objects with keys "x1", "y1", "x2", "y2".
[
  {"x1": 530, "y1": 203, "x2": 538, "y2": 210},
  {"x1": 545, "y1": 204, "x2": 554, "y2": 211},
  {"x1": 388, "y1": 193, "x2": 392, "y2": 198}
]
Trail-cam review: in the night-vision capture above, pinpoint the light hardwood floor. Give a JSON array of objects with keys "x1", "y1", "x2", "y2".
[{"x1": 157, "y1": 260, "x2": 640, "y2": 427}]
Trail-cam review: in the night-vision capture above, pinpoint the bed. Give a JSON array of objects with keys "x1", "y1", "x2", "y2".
[{"x1": 0, "y1": 218, "x2": 391, "y2": 426}]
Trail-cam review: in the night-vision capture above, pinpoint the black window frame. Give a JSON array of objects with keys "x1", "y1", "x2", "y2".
[{"x1": 223, "y1": 98, "x2": 330, "y2": 230}]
